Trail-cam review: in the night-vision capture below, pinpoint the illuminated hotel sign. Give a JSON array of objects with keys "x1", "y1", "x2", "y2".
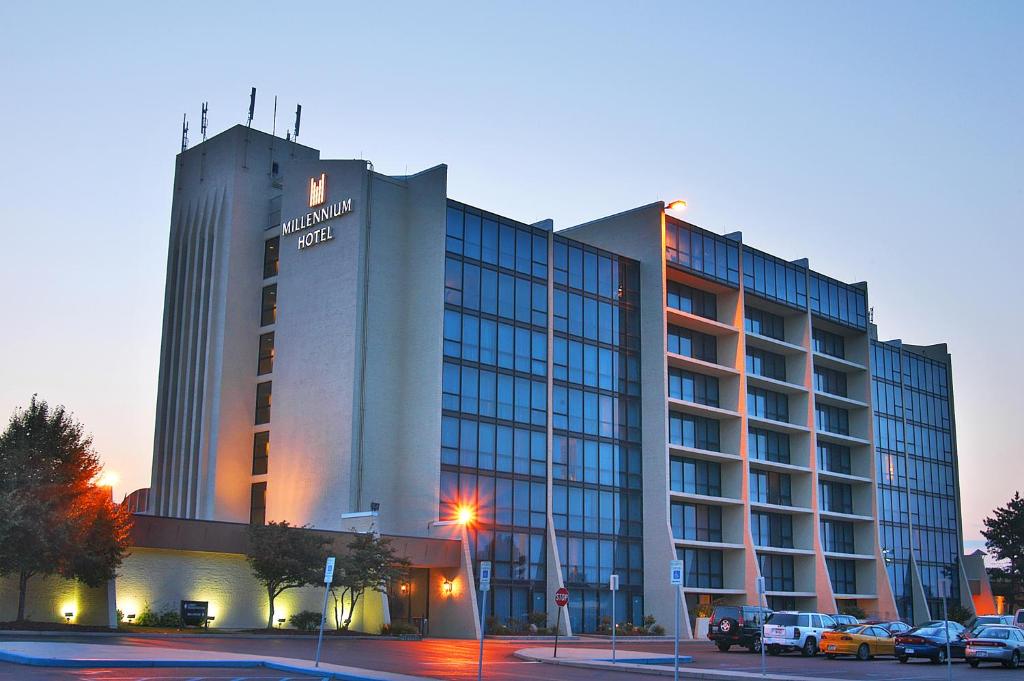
[{"x1": 280, "y1": 173, "x2": 353, "y2": 251}]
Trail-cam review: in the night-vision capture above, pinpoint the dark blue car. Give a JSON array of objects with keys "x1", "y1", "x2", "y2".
[{"x1": 895, "y1": 625, "x2": 968, "y2": 663}]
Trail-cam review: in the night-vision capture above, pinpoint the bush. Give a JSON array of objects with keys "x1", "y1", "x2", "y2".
[
  {"x1": 650, "y1": 624, "x2": 666, "y2": 635},
  {"x1": 382, "y1": 620, "x2": 419, "y2": 636},
  {"x1": 527, "y1": 611, "x2": 547, "y2": 628},
  {"x1": 839, "y1": 604, "x2": 867, "y2": 620},
  {"x1": 289, "y1": 611, "x2": 322, "y2": 632},
  {"x1": 133, "y1": 606, "x2": 181, "y2": 628},
  {"x1": 690, "y1": 601, "x2": 716, "y2": 619},
  {"x1": 947, "y1": 604, "x2": 973, "y2": 625}
]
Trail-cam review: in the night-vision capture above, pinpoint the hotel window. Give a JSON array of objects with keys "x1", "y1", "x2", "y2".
[
  {"x1": 809, "y1": 272, "x2": 867, "y2": 330},
  {"x1": 665, "y1": 219, "x2": 740, "y2": 287},
  {"x1": 759, "y1": 554, "x2": 795, "y2": 592},
  {"x1": 820, "y1": 481, "x2": 854, "y2": 514},
  {"x1": 257, "y1": 332, "x2": 275, "y2": 375},
  {"x1": 668, "y1": 368, "x2": 719, "y2": 407},
  {"x1": 750, "y1": 469, "x2": 792, "y2": 506},
  {"x1": 263, "y1": 237, "x2": 280, "y2": 279},
  {"x1": 252, "y1": 431, "x2": 269, "y2": 475},
  {"x1": 669, "y1": 412, "x2": 720, "y2": 452},
  {"x1": 812, "y1": 328, "x2": 845, "y2": 358},
  {"x1": 255, "y1": 381, "x2": 272, "y2": 425},
  {"x1": 667, "y1": 325, "x2": 717, "y2": 363},
  {"x1": 678, "y1": 548, "x2": 724, "y2": 589},
  {"x1": 817, "y1": 442, "x2": 851, "y2": 474},
  {"x1": 742, "y1": 247, "x2": 807, "y2": 309},
  {"x1": 745, "y1": 307, "x2": 785, "y2": 341},
  {"x1": 820, "y1": 520, "x2": 855, "y2": 554},
  {"x1": 666, "y1": 281, "x2": 717, "y2": 320},
  {"x1": 671, "y1": 502, "x2": 722, "y2": 542},
  {"x1": 752, "y1": 512, "x2": 794, "y2": 548},
  {"x1": 827, "y1": 558, "x2": 857, "y2": 594},
  {"x1": 748, "y1": 387, "x2": 789, "y2": 422},
  {"x1": 746, "y1": 348, "x2": 787, "y2": 381},
  {"x1": 249, "y1": 482, "x2": 267, "y2": 525},
  {"x1": 748, "y1": 427, "x2": 790, "y2": 464},
  {"x1": 813, "y1": 366, "x2": 847, "y2": 396},
  {"x1": 261, "y1": 284, "x2": 277, "y2": 327},
  {"x1": 670, "y1": 457, "x2": 721, "y2": 496},
  {"x1": 815, "y1": 404, "x2": 850, "y2": 435}
]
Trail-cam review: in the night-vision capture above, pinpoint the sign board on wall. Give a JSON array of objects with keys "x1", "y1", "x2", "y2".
[{"x1": 279, "y1": 172, "x2": 354, "y2": 251}]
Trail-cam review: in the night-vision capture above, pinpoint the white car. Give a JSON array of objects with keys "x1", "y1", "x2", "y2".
[{"x1": 762, "y1": 611, "x2": 838, "y2": 656}]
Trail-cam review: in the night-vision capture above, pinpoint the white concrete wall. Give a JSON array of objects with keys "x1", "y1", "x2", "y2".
[{"x1": 0, "y1": 574, "x2": 109, "y2": 626}]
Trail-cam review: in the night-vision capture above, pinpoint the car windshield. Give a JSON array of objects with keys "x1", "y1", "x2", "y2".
[
  {"x1": 766, "y1": 613, "x2": 799, "y2": 626},
  {"x1": 835, "y1": 624, "x2": 866, "y2": 633},
  {"x1": 977, "y1": 617, "x2": 1001, "y2": 624},
  {"x1": 977, "y1": 627, "x2": 1013, "y2": 639}
]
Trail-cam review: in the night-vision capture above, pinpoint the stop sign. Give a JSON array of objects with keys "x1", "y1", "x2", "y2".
[{"x1": 554, "y1": 587, "x2": 569, "y2": 607}]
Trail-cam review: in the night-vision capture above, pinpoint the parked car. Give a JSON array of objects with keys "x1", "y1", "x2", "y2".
[
  {"x1": 872, "y1": 620, "x2": 912, "y2": 635},
  {"x1": 970, "y1": 615, "x2": 1014, "y2": 637},
  {"x1": 763, "y1": 612, "x2": 838, "y2": 657},
  {"x1": 820, "y1": 624, "x2": 896, "y2": 660},
  {"x1": 831, "y1": 614, "x2": 859, "y2": 627},
  {"x1": 895, "y1": 624, "x2": 968, "y2": 663},
  {"x1": 1015, "y1": 609, "x2": 1024, "y2": 628},
  {"x1": 708, "y1": 605, "x2": 772, "y2": 652},
  {"x1": 966, "y1": 626, "x2": 1024, "y2": 668},
  {"x1": 920, "y1": 620, "x2": 967, "y2": 637}
]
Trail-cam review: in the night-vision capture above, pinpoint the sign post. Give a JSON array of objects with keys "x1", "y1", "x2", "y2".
[
  {"x1": 609, "y1": 574, "x2": 619, "y2": 663},
  {"x1": 939, "y1": 575, "x2": 952, "y2": 681},
  {"x1": 757, "y1": 576, "x2": 766, "y2": 678},
  {"x1": 477, "y1": 561, "x2": 491, "y2": 681},
  {"x1": 553, "y1": 587, "x2": 570, "y2": 658},
  {"x1": 670, "y1": 559, "x2": 684, "y2": 681},
  {"x1": 314, "y1": 556, "x2": 336, "y2": 668}
]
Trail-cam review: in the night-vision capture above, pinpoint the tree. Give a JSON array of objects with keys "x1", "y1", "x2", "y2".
[
  {"x1": 246, "y1": 521, "x2": 329, "y2": 629},
  {"x1": 981, "y1": 492, "x2": 1024, "y2": 612},
  {"x1": 330, "y1": 533, "x2": 410, "y2": 631},
  {"x1": 0, "y1": 397, "x2": 132, "y2": 622}
]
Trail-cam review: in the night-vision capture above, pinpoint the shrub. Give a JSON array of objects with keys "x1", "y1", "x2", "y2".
[
  {"x1": 947, "y1": 604, "x2": 973, "y2": 625},
  {"x1": 839, "y1": 604, "x2": 867, "y2": 620},
  {"x1": 691, "y1": 601, "x2": 716, "y2": 619},
  {"x1": 382, "y1": 620, "x2": 419, "y2": 636},
  {"x1": 116, "y1": 609, "x2": 124, "y2": 624},
  {"x1": 157, "y1": 610, "x2": 182, "y2": 628},
  {"x1": 650, "y1": 624, "x2": 666, "y2": 635},
  {"x1": 289, "y1": 610, "x2": 322, "y2": 632},
  {"x1": 527, "y1": 611, "x2": 547, "y2": 628},
  {"x1": 134, "y1": 606, "x2": 159, "y2": 627}
]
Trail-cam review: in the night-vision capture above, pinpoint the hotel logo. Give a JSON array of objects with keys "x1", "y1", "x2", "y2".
[{"x1": 308, "y1": 173, "x2": 326, "y2": 208}]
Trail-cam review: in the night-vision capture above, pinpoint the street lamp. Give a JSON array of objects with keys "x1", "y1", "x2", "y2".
[
  {"x1": 456, "y1": 504, "x2": 475, "y2": 525},
  {"x1": 666, "y1": 199, "x2": 687, "y2": 212}
]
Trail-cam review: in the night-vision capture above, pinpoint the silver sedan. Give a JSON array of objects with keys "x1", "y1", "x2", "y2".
[{"x1": 966, "y1": 626, "x2": 1024, "y2": 668}]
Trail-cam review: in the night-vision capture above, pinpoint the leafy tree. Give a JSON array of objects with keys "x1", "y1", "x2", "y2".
[
  {"x1": 246, "y1": 521, "x2": 329, "y2": 629},
  {"x1": 981, "y1": 492, "x2": 1024, "y2": 611},
  {"x1": 0, "y1": 396, "x2": 132, "y2": 621},
  {"x1": 330, "y1": 533, "x2": 410, "y2": 631}
]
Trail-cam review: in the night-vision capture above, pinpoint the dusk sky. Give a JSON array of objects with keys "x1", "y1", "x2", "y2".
[{"x1": 1, "y1": 2, "x2": 1020, "y2": 554}]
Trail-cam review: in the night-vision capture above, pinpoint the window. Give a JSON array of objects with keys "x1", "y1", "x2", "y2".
[
  {"x1": 668, "y1": 368, "x2": 719, "y2": 407},
  {"x1": 759, "y1": 554, "x2": 794, "y2": 592},
  {"x1": 820, "y1": 520, "x2": 855, "y2": 553},
  {"x1": 745, "y1": 307, "x2": 785, "y2": 341},
  {"x1": 671, "y1": 503, "x2": 722, "y2": 542},
  {"x1": 746, "y1": 348, "x2": 787, "y2": 381},
  {"x1": 750, "y1": 469, "x2": 792, "y2": 506},
  {"x1": 742, "y1": 247, "x2": 807, "y2": 309},
  {"x1": 817, "y1": 443, "x2": 851, "y2": 474},
  {"x1": 252, "y1": 431, "x2": 269, "y2": 475},
  {"x1": 678, "y1": 548, "x2": 724, "y2": 588},
  {"x1": 257, "y1": 332, "x2": 275, "y2": 375},
  {"x1": 669, "y1": 412, "x2": 720, "y2": 451},
  {"x1": 263, "y1": 237, "x2": 280, "y2": 278},
  {"x1": 812, "y1": 328, "x2": 845, "y2": 358},
  {"x1": 666, "y1": 281, "x2": 717, "y2": 320},
  {"x1": 810, "y1": 272, "x2": 867, "y2": 330},
  {"x1": 261, "y1": 284, "x2": 277, "y2": 327},
  {"x1": 748, "y1": 387, "x2": 789, "y2": 422},
  {"x1": 816, "y1": 404, "x2": 850, "y2": 435},
  {"x1": 665, "y1": 219, "x2": 740, "y2": 287},
  {"x1": 250, "y1": 482, "x2": 267, "y2": 525},
  {"x1": 820, "y1": 481, "x2": 854, "y2": 514},
  {"x1": 814, "y1": 366, "x2": 847, "y2": 396},
  {"x1": 667, "y1": 325, "x2": 717, "y2": 362},
  {"x1": 752, "y1": 512, "x2": 794, "y2": 548},
  {"x1": 748, "y1": 428, "x2": 790, "y2": 464},
  {"x1": 670, "y1": 457, "x2": 721, "y2": 496},
  {"x1": 827, "y1": 558, "x2": 857, "y2": 594},
  {"x1": 255, "y1": 381, "x2": 272, "y2": 424}
]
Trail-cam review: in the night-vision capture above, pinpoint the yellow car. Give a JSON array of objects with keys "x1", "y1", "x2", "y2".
[{"x1": 819, "y1": 624, "x2": 896, "y2": 660}]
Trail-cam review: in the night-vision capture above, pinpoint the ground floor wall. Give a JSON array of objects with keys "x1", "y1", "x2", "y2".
[{"x1": 0, "y1": 574, "x2": 110, "y2": 626}]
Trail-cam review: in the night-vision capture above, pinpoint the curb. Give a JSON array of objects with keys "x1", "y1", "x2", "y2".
[
  {"x1": 0, "y1": 629, "x2": 390, "y2": 641},
  {"x1": 0, "y1": 649, "x2": 426, "y2": 681}
]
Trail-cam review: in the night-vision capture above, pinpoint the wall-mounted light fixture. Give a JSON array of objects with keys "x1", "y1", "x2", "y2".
[
  {"x1": 277, "y1": 617, "x2": 286, "y2": 628},
  {"x1": 400, "y1": 582, "x2": 409, "y2": 595},
  {"x1": 64, "y1": 611, "x2": 74, "y2": 624},
  {"x1": 205, "y1": 615, "x2": 215, "y2": 629},
  {"x1": 126, "y1": 613, "x2": 136, "y2": 622},
  {"x1": 443, "y1": 579, "x2": 454, "y2": 596},
  {"x1": 666, "y1": 199, "x2": 687, "y2": 212}
]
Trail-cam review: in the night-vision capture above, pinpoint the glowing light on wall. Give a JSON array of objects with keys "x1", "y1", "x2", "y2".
[
  {"x1": 443, "y1": 579, "x2": 454, "y2": 596},
  {"x1": 60, "y1": 601, "x2": 77, "y2": 623}
]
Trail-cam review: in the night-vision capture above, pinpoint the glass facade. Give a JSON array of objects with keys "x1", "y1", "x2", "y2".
[
  {"x1": 439, "y1": 199, "x2": 643, "y2": 634},
  {"x1": 666, "y1": 280, "x2": 717, "y2": 320},
  {"x1": 665, "y1": 217, "x2": 740, "y2": 287},
  {"x1": 742, "y1": 246, "x2": 807, "y2": 310},
  {"x1": 809, "y1": 271, "x2": 867, "y2": 330},
  {"x1": 872, "y1": 339, "x2": 960, "y2": 621}
]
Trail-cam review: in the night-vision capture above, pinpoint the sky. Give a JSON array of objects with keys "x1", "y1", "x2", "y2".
[{"x1": 0, "y1": 1, "x2": 1021, "y2": 553}]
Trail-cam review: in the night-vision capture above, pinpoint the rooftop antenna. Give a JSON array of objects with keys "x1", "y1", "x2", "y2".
[
  {"x1": 200, "y1": 102, "x2": 208, "y2": 141},
  {"x1": 272, "y1": 96, "x2": 278, "y2": 137},
  {"x1": 293, "y1": 104, "x2": 302, "y2": 141},
  {"x1": 247, "y1": 87, "x2": 256, "y2": 127},
  {"x1": 180, "y1": 113, "x2": 189, "y2": 152}
]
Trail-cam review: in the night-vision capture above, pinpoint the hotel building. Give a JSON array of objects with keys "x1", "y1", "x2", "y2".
[{"x1": 149, "y1": 124, "x2": 971, "y2": 634}]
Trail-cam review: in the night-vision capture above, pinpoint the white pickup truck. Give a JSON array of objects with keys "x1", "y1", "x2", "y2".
[{"x1": 762, "y1": 611, "x2": 838, "y2": 656}]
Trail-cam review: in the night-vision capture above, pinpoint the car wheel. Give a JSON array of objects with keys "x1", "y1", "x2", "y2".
[
  {"x1": 898, "y1": 655, "x2": 909, "y2": 664},
  {"x1": 1004, "y1": 650, "x2": 1020, "y2": 669},
  {"x1": 826, "y1": 653, "x2": 836, "y2": 659},
  {"x1": 716, "y1": 642, "x2": 731, "y2": 652},
  {"x1": 768, "y1": 645, "x2": 781, "y2": 656},
  {"x1": 932, "y1": 649, "x2": 947, "y2": 664},
  {"x1": 856, "y1": 644, "x2": 870, "y2": 661},
  {"x1": 749, "y1": 638, "x2": 762, "y2": 654},
  {"x1": 801, "y1": 638, "x2": 817, "y2": 657},
  {"x1": 968, "y1": 659, "x2": 980, "y2": 668}
]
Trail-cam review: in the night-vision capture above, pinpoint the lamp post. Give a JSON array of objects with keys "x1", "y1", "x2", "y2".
[{"x1": 666, "y1": 199, "x2": 687, "y2": 212}]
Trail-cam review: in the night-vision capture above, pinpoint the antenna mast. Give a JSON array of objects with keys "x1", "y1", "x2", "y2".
[
  {"x1": 181, "y1": 113, "x2": 189, "y2": 152},
  {"x1": 200, "y1": 102, "x2": 208, "y2": 141},
  {"x1": 247, "y1": 87, "x2": 256, "y2": 127},
  {"x1": 294, "y1": 104, "x2": 302, "y2": 141},
  {"x1": 272, "y1": 96, "x2": 278, "y2": 137}
]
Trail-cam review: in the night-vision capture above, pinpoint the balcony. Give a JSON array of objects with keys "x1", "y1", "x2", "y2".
[
  {"x1": 746, "y1": 331, "x2": 806, "y2": 356},
  {"x1": 665, "y1": 306, "x2": 739, "y2": 337},
  {"x1": 667, "y1": 351, "x2": 739, "y2": 379}
]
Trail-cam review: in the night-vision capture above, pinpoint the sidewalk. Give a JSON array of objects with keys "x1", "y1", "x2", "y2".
[{"x1": 0, "y1": 640, "x2": 432, "y2": 681}]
